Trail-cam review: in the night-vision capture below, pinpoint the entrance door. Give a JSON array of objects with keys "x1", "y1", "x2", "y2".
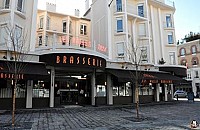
[{"x1": 60, "y1": 90, "x2": 78, "y2": 105}]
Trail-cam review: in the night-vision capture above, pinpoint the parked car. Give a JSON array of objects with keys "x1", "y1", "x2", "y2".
[{"x1": 174, "y1": 90, "x2": 187, "y2": 98}]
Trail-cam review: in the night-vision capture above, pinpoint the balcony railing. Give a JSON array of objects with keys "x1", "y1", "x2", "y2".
[{"x1": 163, "y1": 22, "x2": 174, "y2": 28}]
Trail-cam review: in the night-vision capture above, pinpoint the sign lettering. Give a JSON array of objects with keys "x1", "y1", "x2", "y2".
[{"x1": 0, "y1": 73, "x2": 24, "y2": 79}]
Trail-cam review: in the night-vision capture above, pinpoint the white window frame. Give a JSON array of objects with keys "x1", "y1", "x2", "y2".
[
  {"x1": 0, "y1": 24, "x2": 7, "y2": 45},
  {"x1": 116, "y1": 17, "x2": 123, "y2": 33},
  {"x1": 140, "y1": 46, "x2": 148, "y2": 62},
  {"x1": 4, "y1": 0, "x2": 10, "y2": 9},
  {"x1": 46, "y1": 16, "x2": 50, "y2": 30},
  {"x1": 191, "y1": 45, "x2": 197, "y2": 54},
  {"x1": 117, "y1": 42, "x2": 124, "y2": 57},
  {"x1": 169, "y1": 52, "x2": 176, "y2": 65},
  {"x1": 116, "y1": 0, "x2": 123, "y2": 12},
  {"x1": 138, "y1": 23, "x2": 146, "y2": 37},
  {"x1": 38, "y1": 34, "x2": 42, "y2": 46},
  {"x1": 39, "y1": 16, "x2": 43, "y2": 29},
  {"x1": 17, "y1": 0, "x2": 24, "y2": 12},
  {"x1": 138, "y1": 3, "x2": 144, "y2": 17},
  {"x1": 80, "y1": 24, "x2": 87, "y2": 35},
  {"x1": 167, "y1": 32, "x2": 174, "y2": 44},
  {"x1": 166, "y1": 14, "x2": 172, "y2": 27},
  {"x1": 180, "y1": 48, "x2": 185, "y2": 56}
]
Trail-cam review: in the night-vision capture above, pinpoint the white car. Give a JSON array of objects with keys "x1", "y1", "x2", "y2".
[{"x1": 174, "y1": 90, "x2": 187, "y2": 98}]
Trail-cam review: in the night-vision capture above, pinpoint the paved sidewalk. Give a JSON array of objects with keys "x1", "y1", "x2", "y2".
[{"x1": 0, "y1": 101, "x2": 200, "y2": 130}]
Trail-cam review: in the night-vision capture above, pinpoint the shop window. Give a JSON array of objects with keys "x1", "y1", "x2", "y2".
[
  {"x1": 32, "y1": 81, "x2": 49, "y2": 98},
  {"x1": 96, "y1": 85, "x2": 106, "y2": 97},
  {"x1": 112, "y1": 82, "x2": 132, "y2": 96},
  {"x1": 191, "y1": 45, "x2": 197, "y2": 54},
  {"x1": 195, "y1": 71, "x2": 199, "y2": 78},
  {"x1": 139, "y1": 85, "x2": 153, "y2": 95}
]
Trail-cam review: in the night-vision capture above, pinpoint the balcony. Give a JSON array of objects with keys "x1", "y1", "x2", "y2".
[{"x1": 163, "y1": 22, "x2": 174, "y2": 29}]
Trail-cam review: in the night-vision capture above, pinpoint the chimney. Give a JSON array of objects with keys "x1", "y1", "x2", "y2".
[
  {"x1": 46, "y1": 2, "x2": 56, "y2": 12},
  {"x1": 75, "y1": 9, "x2": 80, "y2": 17}
]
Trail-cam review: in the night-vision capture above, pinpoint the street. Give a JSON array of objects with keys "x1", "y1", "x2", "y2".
[{"x1": 0, "y1": 100, "x2": 200, "y2": 130}]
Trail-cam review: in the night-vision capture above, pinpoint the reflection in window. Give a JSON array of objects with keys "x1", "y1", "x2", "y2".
[
  {"x1": 96, "y1": 85, "x2": 106, "y2": 97},
  {"x1": 33, "y1": 81, "x2": 49, "y2": 98},
  {"x1": 191, "y1": 45, "x2": 197, "y2": 54},
  {"x1": 113, "y1": 82, "x2": 132, "y2": 96},
  {"x1": 116, "y1": 18, "x2": 123, "y2": 32},
  {"x1": 168, "y1": 32, "x2": 173, "y2": 44},
  {"x1": 180, "y1": 48, "x2": 186, "y2": 56},
  {"x1": 139, "y1": 86, "x2": 153, "y2": 95}
]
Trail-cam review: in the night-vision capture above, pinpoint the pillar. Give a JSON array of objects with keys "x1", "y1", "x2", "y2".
[
  {"x1": 156, "y1": 83, "x2": 160, "y2": 102},
  {"x1": 106, "y1": 74, "x2": 113, "y2": 105},
  {"x1": 170, "y1": 84, "x2": 174, "y2": 99},
  {"x1": 50, "y1": 67, "x2": 55, "y2": 107},
  {"x1": 164, "y1": 84, "x2": 168, "y2": 101},
  {"x1": 91, "y1": 70, "x2": 96, "y2": 106},
  {"x1": 26, "y1": 80, "x2": 33, "y2": 108}
]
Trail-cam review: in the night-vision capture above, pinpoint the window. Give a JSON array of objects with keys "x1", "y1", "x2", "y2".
[
  {"x1": 181, "y1": 59, "x2": 187, "y2": 66},
  {"x1": 63, "y1": 21, "x2": 66, "y2": 33},
  {"x1": 46, "y1": 17, "x2": 50, "y2": 30},
  {"x1": 96, "y1": 85, "x2": 106, "y2": 97},
  {"x1": 0, "y1": 24, "x2": 7, "y2": 45},
  {"x1": 180, "y1": 48, "x2": 186, "y2": 56},
  {"x1": 138, "y1": 23, "x2": 146, "y2": 37},
  {"x1": 116, "y1": 18, "x2": 123, "y2": 32},
  {"x1": 141, "y1": 47, "x2": 148, "y2": 62},
  {"x1": 116, "y1": 0, "x2": 122, "y2": 12},
  {"x1": 80, "y1": 24, "x2": 87, "y2": 35},
  {"x1": 191, "y1": 45, "x2": 197, "y2": 54},
  {"x1": 138, "y1": 3, "x2": 144, "y2": 17},
  {"x1": 168, "y1": 32, "x2": 173, "y2": 44},
  {"x1": 113, "y1": 82, "x2": 132, "y2": 96},
  {"x1": 166, "y1": 14, "x2": 172, "y2": 27},
  {"x1": 39, "y1": 17, "x2": 43, "y2": 29},
  {"x1": 15, "y1": 25, "x2": 22, "y2": 42},
  {"x1": 38, "y1": 35, "x2": 42, "y2": 46},
  {"x1": 45, "y1": 35, "x2": 48, "y2": 46},
  {"x1": 69, "y1": 21, "x2": 72, "y2": 34},
  {"x1": 117, "y1": 42, "x2": 124, "y2": 56},
  {"x1": 169, "y1": 52, "x2": 175, "y2": 65},
  {"x1": 195, "y1": 71, "x2": 199, "y2": 78},
  {"x1": 17, "y1": 0, "x2": 23, "y2": 12},
  {"x1": 4, "y1": 0, "x2": 10, "y2": 9},
  {"x1": 192, "y1": 57, "x2": 199, "y2": 66}
]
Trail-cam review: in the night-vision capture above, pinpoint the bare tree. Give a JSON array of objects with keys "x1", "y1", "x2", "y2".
[
  {"x1": 126, "y1": 37, "x2": 147, "y2": 120},
  {"x1": 3, "y1": 24, "x2": 29, "y2": 127}
]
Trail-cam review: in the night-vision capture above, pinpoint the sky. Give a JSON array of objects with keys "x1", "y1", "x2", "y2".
[{"x1": 37, "y1": 0, "x2": 200, "y2": 42}]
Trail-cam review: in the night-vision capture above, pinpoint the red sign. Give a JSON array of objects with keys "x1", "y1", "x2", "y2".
[
  {"x1": 97, "y1": 44, "x2": 107, "y2": 52},
  {"x1": 0, "y1": 73, "x2": 24, "y2": 79}
]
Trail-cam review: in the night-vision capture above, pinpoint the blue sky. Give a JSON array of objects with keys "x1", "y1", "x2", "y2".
[
  {"x1": 174, "y1": 0, "x2": 200, "y2": 41},
  {"x1": 38, "y1": 0, "x2": 200, "y2": 42}
]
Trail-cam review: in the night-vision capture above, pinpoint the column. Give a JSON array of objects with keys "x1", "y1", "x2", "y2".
[
  {"x1": 164, "y1": 84, "x2": 168, "y2": 101},
  {"x1": 91, "y1": 70, "x2": 96, "y2": 106},
  {"x1": 156, "y1": 83, "x2": 160, "y2": 102},
  {"x1": 170, "y1": 84, "x2": 174, "y2": 99},
  {"x1": 106, "y1": 74, "x2": 113, "y2": 105},
  {"x1": 26, "y1": 80, "x2": 33, "y2": 108},
  {"x1": 50, "y1": 67, "x2": 55, "y2": 107}
]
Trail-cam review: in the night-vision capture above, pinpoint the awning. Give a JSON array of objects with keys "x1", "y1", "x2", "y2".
[
  {"x1": 159, "y1": 66, "x2": 187, "y2": 77},
  {"x1": 0, "y1": 60, "x2": 48, "y2": 80},
  {"x1": 106, "y1": 68, "x2": 186, "y2": 84}
]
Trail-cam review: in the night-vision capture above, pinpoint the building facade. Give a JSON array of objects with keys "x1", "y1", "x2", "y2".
[
  {"x1": 0, "y1": 0, "x2": 49, "y2": 109},
  {"x1": 177, "y1": 39, "x2": 200, "y2": 96}
]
